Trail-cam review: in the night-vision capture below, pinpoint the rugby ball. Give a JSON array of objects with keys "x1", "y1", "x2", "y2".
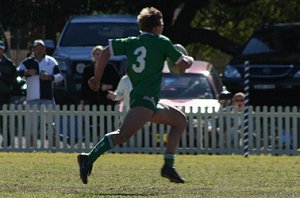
[{"x1": 167, "y1": 44, "x2": 188, "y2": 76}]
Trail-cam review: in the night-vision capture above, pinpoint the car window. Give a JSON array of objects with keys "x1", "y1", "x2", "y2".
[
  {"x1": 161, "y1": 74, "x2": 215, "y2": 99},
  {"x1": 242, "y1": 27, "x2": 300, "y2": 55},
  {"x1": 60, "y1": 22, "x2": 139, "y2": 47}
]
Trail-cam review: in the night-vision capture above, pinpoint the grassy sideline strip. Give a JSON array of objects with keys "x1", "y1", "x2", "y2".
[{"x1": 0, "y1": 153, "x2": 299, "y2": 197}]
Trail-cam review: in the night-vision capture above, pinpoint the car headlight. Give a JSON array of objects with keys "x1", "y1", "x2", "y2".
[{"x1": 223, "y1": 65, "x2": 242, "y2": 79}]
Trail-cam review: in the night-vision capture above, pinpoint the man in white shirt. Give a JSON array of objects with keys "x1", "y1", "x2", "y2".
[
  {"x1": 17, "y1": 39, "x2": 63, "y2": 106},
  {"x1": 17, "y1": 39, "x2": 64, "y2": 147}
]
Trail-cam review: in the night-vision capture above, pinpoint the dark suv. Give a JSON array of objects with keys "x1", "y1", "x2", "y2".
[
  {"x1": 53, "y1": 14, "x2": 140, "y2": 104},
  {"x1": 222, "y1": 23, "x2": 300, "y2": 106}
]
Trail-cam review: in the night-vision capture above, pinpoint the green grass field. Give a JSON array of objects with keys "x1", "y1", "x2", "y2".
[{"x1": 0, "y1": 153, "x2": 299, "y2": 198}]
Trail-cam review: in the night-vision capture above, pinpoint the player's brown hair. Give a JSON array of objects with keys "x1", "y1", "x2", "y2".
[{"x1": 137, "y1": 7, "x2": 163, "y2": 32}]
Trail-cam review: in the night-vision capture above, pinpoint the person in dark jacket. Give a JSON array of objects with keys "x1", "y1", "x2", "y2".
[
  {"x1": 80, "y1": 45, "x2": 120, "y2": 109},
  {"x1": 80, "y1": 45, "x2": 120, "y2": 141},
  {"x1": 0, "y1": 40, "x2": 16, "y2": 147},
  {"x1": 0, "y1": 40, "x2": 16, "y2": 105}
]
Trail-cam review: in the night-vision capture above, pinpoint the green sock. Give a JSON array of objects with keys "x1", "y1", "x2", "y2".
[
  {"x1": 88, "y1": 135, "x2": 113, "y2": 164},
  {"x1": 164, "y1": 154, "x2": 175, "y2": 168}
]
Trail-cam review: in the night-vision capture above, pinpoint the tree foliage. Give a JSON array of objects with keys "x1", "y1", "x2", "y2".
[{"x1": 1, "y1": 0, "x2": 300, "y2": 64}]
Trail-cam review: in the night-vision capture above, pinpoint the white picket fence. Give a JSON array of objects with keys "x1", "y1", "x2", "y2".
[{"x1": 0, "y1": 104, "x2": 299, "y2": 155}]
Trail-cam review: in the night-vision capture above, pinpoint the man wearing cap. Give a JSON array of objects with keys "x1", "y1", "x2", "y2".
[
  {"x1": 0, "y1": 40, "x2": 16, "y2": 147},
  {"x1": 17, "y1": 39, "x2": 63, "y2": 106},
  {"x1": 17, "y1": 39, "x2": 63, "y2": 147}
]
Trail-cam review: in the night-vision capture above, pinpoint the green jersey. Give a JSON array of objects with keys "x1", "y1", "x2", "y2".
[{"x1": 110, "y1": 33, "x2": 182, "y2": 99}]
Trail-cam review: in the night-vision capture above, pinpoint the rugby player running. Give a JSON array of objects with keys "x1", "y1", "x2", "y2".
[{"x1": 78, "y1": 7, "x2": 194, "y2": 184}]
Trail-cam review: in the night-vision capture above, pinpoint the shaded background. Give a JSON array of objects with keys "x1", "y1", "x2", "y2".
[{"x1": 1, "y1": 0, "x2": 300, "y2": 72}]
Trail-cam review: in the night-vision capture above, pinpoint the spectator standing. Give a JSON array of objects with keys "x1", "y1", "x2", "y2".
[
  {"x1": 218, "y1": 86, "x2": 232, "y2": 109},
  {"x1": 17, "y1": 39, "x2": 63, "y2": 106},
  {"x1": 106, "y1": 74, "x2": 132, "y2": 111},
  {"x1": 232, "y1": 92, "x2": 245, "y2": 112},
  {"x1": 0, "y1": 40, "x2": 16, "y2": 147},
  {"x1": 17, "y1": 39, "x2": 63, "y2": 147},
  {"x1": 80, "y1": 45, "x2": 120, "y2": 109},
  {"x1": 229, "y1": 92, "x2": 245, "y2": 146},
  {"x1": 0, "y1": 40, "x2": 16, "y2": 106},
  {"x1": 78, "y1": 7, "x2": 194, "y2": 184},
  {"x1": 80, "y1": 45, "x2": 120, "y2": 142}
]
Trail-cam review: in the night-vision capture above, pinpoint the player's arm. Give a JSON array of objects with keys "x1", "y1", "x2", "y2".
[
  {"x1": 88, "y1": 46, "x2": 111, "y2": 91},
  {"x1": 166, "y1": 42, "x2": 194, "y2": 76}
]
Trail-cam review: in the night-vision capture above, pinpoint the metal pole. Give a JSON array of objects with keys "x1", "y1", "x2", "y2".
[{"x1": 243, "y1": 61, "x2": 250, "y2": 157}]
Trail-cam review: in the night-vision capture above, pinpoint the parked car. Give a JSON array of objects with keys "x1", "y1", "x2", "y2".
[
  {"x1": 222, "y1": 23, "x2": 300, "y2": 106},
  {"x1": 156, "y1": 60, "x2": 226, "y2": 146},
  {"x1": 53, "y1": 14, "x2": 140, "y2": 104},
  {"x1": 160, "y1": 60, "x2": 224, "y2": 113}
]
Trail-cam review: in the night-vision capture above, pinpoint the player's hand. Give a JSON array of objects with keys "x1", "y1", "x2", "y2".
[{"x1": 88, "y1": 77, "x2": 101, "y2": 91}]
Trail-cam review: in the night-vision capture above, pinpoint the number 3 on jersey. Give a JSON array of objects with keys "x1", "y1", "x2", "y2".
[{"x1": 132, "y1": 46, "x2": 146, "y2": 73}]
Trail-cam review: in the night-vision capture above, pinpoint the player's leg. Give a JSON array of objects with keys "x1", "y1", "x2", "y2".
[
  {"x1": 88, "y1": 106, "x2": 153, "y2": 161},
  {"x1": 149, "y1": 102, "x2": 187, "y2": 183},
  {"x1": 150, "y1": 102, "x2": 187, "y2": 154},
  {"x1": 111, "y1": 106, "x2": 154, "y2": 145},
  {"x1": 78, "y1": 106, "x2": 153, "y2": 184}
]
